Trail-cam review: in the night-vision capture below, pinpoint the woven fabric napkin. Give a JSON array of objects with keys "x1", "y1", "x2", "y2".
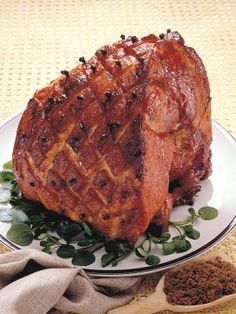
[{"x1": 0, "y1": 249, "x2": 140, "y2": 314}]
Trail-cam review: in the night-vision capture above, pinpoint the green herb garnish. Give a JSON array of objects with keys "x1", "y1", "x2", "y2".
[
  {"x1": 163, "y1": 241, "x2": 176, "y2": 255},
  {"x1": 56, "y1": 245, "x2": 77, "y2": 259},
  {"x1": 101, "y1": 252, "x2": 116, "y2": 267},
  {"x1": 11, "y1": 209, "x2": 29, "y2": 225},
  {"x1": 72, "y1": 250, "x2": 96, "y2": 266},
  {"x1": 3, "y1": 160, "x2": 13, "y2": 170},
  {"x1": 0, "y1": 207, "x2": 13, "y2": 222},
  {"x1": 0, "y1": 171, "x2": 14, "y2": 183},
  {"x1": 0, "y1": 188, "x2": 11, "y2": 203},
  {"x1": 57, "y1": 220, "x2": 82, "y2": 242},
  {"x1": 145, "y1": 255, "x2": 160, "y2": 265},
  {"x1": 198, "y1": 206, "x2": 219, "y2": 220},
  {"x1": 0, "y1": 161, "x2": 219, "y2": 267},
  {"x1": 7, "y1": 223, "x2": 34, "y2": 246},
  {"x1": 183, "y1": 225, "x2": 200, "y2": 239}
]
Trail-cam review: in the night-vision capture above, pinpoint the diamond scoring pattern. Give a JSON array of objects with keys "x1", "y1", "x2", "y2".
[{"x1": 32, "y1": 36, "x2": 156, "y2": 231}]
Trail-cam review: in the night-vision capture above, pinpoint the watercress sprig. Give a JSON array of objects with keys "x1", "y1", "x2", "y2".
[{"x1": 163, "y1": 206, "x2": 219, "y2": 254}]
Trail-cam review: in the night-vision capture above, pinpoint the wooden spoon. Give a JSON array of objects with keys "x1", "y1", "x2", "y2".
[
  {"x1": 108, "y1": 274, "x2": 236, "y2": 313},
  {"x1": 108, "y1": 252, "x2": 236, "y2": 314}
]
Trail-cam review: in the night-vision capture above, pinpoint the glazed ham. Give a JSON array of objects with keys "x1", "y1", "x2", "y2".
[{"x1": 12, "y1": 31, "x2": 212, "y2": 244}]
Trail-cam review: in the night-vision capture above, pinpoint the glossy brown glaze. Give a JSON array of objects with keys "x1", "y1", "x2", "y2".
[{"x1": 12, "y1": 32, "x2": 212, "y2": 244}]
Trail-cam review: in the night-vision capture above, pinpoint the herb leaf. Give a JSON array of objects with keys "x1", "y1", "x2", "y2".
[
  {"x1": 188, "y1": 207, "x2": 197, "y2": 217},
  {"x1": 3, "y1": 161, "x2": 13, "y2": 170},
  {"x1": 145, "y1": 255, "x2": 160, "y2": 265},
  {"x1": 80, "y1": 222, "x2": 93, "y2": 237},
  {"x1": 173, "y1": 238, "x2": 191, "y2": 253},
  {"x1": 0, "y1": 188, "x2": 11, "y2": 203},
  {"x1": 101, "y1": 252, "x2": 115, "y2": 267},
  {"x1": 183, "y1": 225, "x2": 200, "y2": 239},
  {"x1": 57, "y1": 245, "x2": 76, "y2": 259},
  {"x1": 12, "y1": 209, "x2": 29, "y2": 225},
  {"x1": 150, "y1": 232, "x2": 171, "y2": 244},
  {"x1": 0, "y1": 207, "x2": 13, "y2": 222},
  {"x1": 57, "y1": 221, "x2": 82, "y2": 241},
  {"x1": 135, "y1": 247, "x2": 149, "y2": 258},
  {"x1": 159, "y1": 232, "x2": 171, "y2": 242},
  {"x1": 146, "y1": 224, "x2": 162, "y2": 237},
  {"x1": 0, "y1": 171, "x2": 14, "y2": 183},
  {"x1": 40, "y1": 240, "x2": 48, "y2": 247},
  {"x1": 7, "y1": 223, "x2": 33, "y2": 246},
  {"x1": 105, "y1": 240, "x2": 128, "y2": 254},
  {"x1": 77, "y1": 238, "x2": 94, "y2": 247},
  {"x1": 198, "y1": 206, "x2": 219, "y2": 220},
  {"x1": 29, "y1": 215, "x2": 43, "y2": 227},
  {"x1": 42, "y1": 246, "x2": 52, "y2": 254},
  {"x1": 10, "y1": 180, "x2": 20, "y2": 197},
  {"x1": 72, "y1": 251, "x2": 95, "y2": 266},
  {"x1": 163, "y1": 242, "x2": 176, "y2": 255}
]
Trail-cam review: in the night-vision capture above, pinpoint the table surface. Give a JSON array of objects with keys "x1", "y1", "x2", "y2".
[{"x1": 0, "y1": 1, "x2": 235, "y2": 313}]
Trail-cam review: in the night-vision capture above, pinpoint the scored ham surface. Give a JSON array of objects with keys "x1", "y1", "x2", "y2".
[{"x1": 12, "y1": 31, "x2": 212, "y2": 244}]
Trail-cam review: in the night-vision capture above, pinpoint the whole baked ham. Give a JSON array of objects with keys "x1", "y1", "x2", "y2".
[{"x1": 12, "y1": 31, "x2": 212, "y2": 244}]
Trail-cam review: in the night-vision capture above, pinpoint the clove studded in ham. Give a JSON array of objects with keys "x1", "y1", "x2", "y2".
[{"x1": 12, "y1": 31, "x2": 212, "y2": 244}]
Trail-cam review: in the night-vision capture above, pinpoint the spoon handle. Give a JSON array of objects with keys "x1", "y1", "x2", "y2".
[{"x1": 108, "y1": 293, "x2": 167, "y2": 314}]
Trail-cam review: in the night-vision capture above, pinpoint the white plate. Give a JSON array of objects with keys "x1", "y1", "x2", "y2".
[{"x1": 0, "y1": 113, "x2": 235, "y2": 277}]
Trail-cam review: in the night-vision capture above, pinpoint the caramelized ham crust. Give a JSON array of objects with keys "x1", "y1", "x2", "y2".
[{"x1": 12, "y1": 32, "x2": 212, "y2": 243}]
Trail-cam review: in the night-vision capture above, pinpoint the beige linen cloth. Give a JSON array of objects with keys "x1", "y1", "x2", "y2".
[{"x1": 0, "y1": 249, "x2": 139, "y2": 314}]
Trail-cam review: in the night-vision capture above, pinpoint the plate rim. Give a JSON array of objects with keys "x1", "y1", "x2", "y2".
[{"x1": 0, "y1": 113, "x2": 235, "y2": 277}]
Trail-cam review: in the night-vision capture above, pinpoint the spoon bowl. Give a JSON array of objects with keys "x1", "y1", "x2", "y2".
[{"x1": 108, "y1": 252, "x2": 236, "y2": 314}]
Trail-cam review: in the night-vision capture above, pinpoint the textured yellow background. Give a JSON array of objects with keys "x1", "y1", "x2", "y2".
[{"x1": 0, "y1": 1, "x2": 235, "y2": 313}]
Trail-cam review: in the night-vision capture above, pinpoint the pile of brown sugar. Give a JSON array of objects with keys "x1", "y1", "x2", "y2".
[{"x1": 164, "y1": 256, "x2": 236, "y2": 305}]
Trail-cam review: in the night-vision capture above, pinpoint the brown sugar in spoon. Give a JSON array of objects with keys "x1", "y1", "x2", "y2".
[
  {"x1": 108, "y1": 274, "x2": 236, "y2": 313},
  {"x1": 108, "y1": 252, "x2": 236, "y2": 314}
]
